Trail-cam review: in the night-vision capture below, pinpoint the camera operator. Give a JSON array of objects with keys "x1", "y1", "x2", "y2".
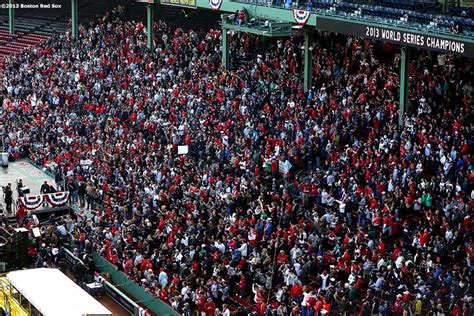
[{"x1": 3, "y1": 183, "x2": 13, "y2": 214}]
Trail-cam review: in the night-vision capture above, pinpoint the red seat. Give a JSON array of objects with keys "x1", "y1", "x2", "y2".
[{"x1": 0, "y1": 30, "x2": 50, "y2": 58}]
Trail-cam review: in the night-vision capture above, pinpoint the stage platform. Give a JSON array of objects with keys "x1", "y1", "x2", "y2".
[
  {"x1": 0, "y1": 159, "x2": 54, "y2": 195},
  {"x1": 0, "y1": 159, "x2": 60, "y2": 217}
]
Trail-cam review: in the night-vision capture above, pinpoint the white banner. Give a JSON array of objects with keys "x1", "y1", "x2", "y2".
[{"x1": 178, "y1": 145, "x2": 189, "y2": 155}]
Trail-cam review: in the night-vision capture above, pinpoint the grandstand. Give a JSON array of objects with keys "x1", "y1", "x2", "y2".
[{"x1": 0, "y1": 0, "x2": 472, "y2": 315}]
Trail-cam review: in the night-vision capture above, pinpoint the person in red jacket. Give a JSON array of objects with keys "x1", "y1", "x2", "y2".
[
  {"x1": 16, "y1": 204, "x2": 26, "y2": 227},
  {"x1": 238, "y1": 274, "x2": 246, "y2": 297},
  {"x1": 291, "y1": 282, "x2": 303, "y2": 302},
  {"x1": 204, "y1": 298, "x2": 216, "y2": 316},
  {"x1": 419, "y1": 228, "x2": 431, "y2": 247},
  {"x1": 276, "y1": 250, "x2": 289, "y2": 265},
  {"x1": 391, "y1": 295, "x2": 404, "y2": 315}
]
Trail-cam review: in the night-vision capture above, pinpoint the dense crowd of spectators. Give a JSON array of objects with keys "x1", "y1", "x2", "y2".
[{"x1": 0, "y1": 10, "x2": 473, "y2": 316}]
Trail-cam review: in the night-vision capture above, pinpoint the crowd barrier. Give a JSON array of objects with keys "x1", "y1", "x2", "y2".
[
  {"x1": 91, "y1": 252, "x2": 179, "y2": 316},
  {"x1": 62, "y1": 248, "x2": 139, "y2": 315},
  {"x1": 62, "y1": 248, "x2": 178, "y2": 316}
]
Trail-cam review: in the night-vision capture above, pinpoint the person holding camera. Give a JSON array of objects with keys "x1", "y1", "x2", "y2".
[{"x1": 3, "y1": 183, "x2": 13, "y2": 214}]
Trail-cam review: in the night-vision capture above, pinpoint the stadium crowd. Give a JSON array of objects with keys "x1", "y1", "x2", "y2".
[{"x1": 0, "y1": 10, "x2": 473, "y2": 316}]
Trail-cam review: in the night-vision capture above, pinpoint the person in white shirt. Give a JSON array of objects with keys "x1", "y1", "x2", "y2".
[
  {"x1": 337, "y1": 200, "x2": 346, "y2": 214},
  {"x1": 158, "y1": 269, "x2": 168, "y2": 287},
  {"x1": 395, "y1": 255, "x2": 405, "y2": 270},
  {"x1": 290, "y1": 245, "x2": 302, "y2": 263},
  {"x1": 248, "y1": 230, "x2": 257, "y2": 246},
  {"x1": 373, "y1": 275, "x2": 384, "y2": 292},
  {"x1": 321, "y1": 189, "x2": 328, "y2": 205},
  {"x1": 214, "y1": 240, "x2": 225, "y2": 254},
  {"x1": 181, "y1": 234, "x2": 189, "y2": 247},
  {"x1": 133, "y1": 253, "x2": 143, "y2": 266},
  {"x1": 327, "y1": 174, "x2": 335, "y2": 186},
  {"x1": 239, "y1": 240, "x2": 248, "y2": 257},
  {"x1": 327, "y1": 195, "x2": 334, "y2": 207},
  {"x1": 445, "y1": 228, "x2": 453, "y2": 242},
  {"x1": 320, "y1": 270, "x2": 329, "y2": 290},
  {"x1": 294, "y1": 260, "x2": 302, "y2": 277},
  {"x1": 222, "y1": 304, "x2": 231, "y2": 316},
  {"x1": 301, "y1": 288, "x2": 316, "y2": 311},
  {"x1": 377, "y1": 257, "x2": 386, "y2": 270},
  {"x1": 180, "y1": 282, "x2": 190, "y2": 300}
]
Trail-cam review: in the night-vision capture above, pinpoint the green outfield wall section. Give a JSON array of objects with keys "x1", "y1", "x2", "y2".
[{"x1": 92, "y1": 253, "x2": 179, "y2": 316}]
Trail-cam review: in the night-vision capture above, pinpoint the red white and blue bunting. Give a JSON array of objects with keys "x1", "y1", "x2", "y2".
[
  {"x1": 46, "y1": 192, "x2": 70, "y2": 206},
  {"x1": 19, "y1": 195, "x2": 44, "y2": 210},
  {"x1": 293, "y1": 9, "x2": 311, "y2": 26},
  {"x1": 209, "y1": 0, "x2": 222, "y2": 11},
  {"x1": 18, "y1": 192, "x2": 69, "y2": 210}
]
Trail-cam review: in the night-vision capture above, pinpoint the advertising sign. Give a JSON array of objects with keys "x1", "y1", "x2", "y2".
[{"x1": 161, "y1": 0, "x2": 197, "y2": 9}]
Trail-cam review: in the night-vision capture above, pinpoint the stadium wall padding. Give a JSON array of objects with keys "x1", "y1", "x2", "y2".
[{"x1": 92, "y1": 253, "x2": 179, "y2": 316}]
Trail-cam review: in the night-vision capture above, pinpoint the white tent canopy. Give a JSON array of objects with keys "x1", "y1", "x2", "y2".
[{"x1": 7, "y1": 268, "x2": 112, "y2": 316}]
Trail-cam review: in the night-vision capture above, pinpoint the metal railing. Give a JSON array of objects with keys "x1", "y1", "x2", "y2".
[
  {"x1": 229, "y1": 0, "x2": 474, "y2": 37},
  {"x1": 222, "y1": 13, "x2": 294, "y2": 36}
]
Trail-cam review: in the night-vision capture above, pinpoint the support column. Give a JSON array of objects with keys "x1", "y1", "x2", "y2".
[
  {"x1": 8, "y1": 0, "x2": 14, "y2": 35},
  {"x1": 440, "y1": 0, "x2": 446, "y2": 13},
  {"x1": 303, "y1": 31, "x2": 313, "y2": 92},
  {"x1": 222, "y1": 28, "x2": 230, "y2": 69},
  {"x1": 71, "y1": 0, "x2": 78, "y2": 38},
  {"x1": 147, "y1": 3, "x2": 155, "y2": 52},
  {"x1": 399, "y1": 47, "x2": 410, "y2": 127}
]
